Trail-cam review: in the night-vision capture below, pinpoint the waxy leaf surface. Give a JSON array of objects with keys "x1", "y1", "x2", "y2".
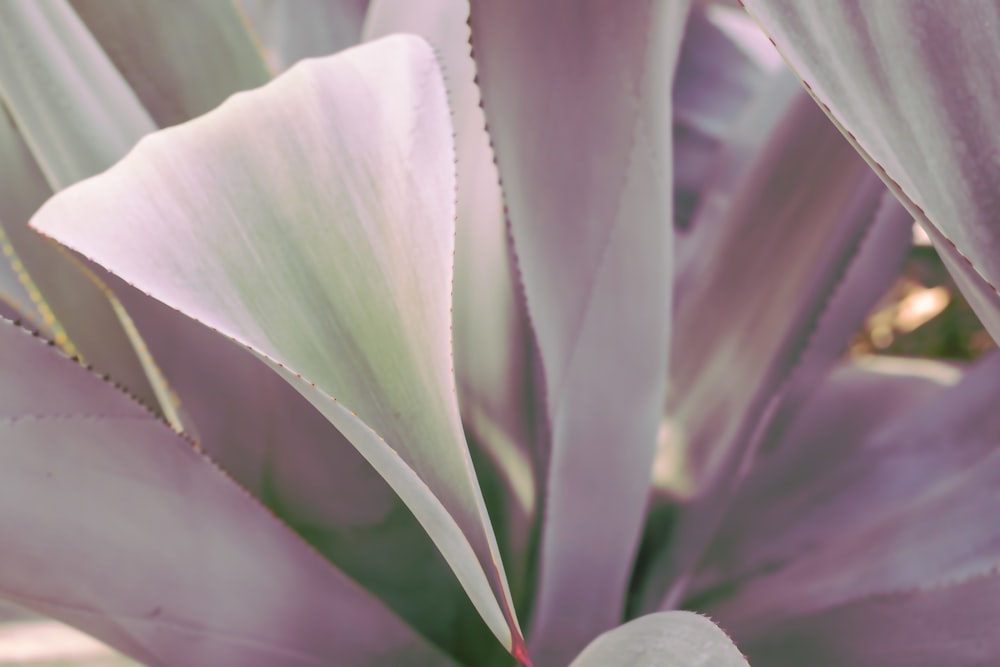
[{"x1": 31, "y1": 34, "x2": 522, "y2": 654}]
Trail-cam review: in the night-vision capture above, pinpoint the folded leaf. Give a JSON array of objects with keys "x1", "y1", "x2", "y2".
[
  {"x1": 364, "y1": 0, "x2": 541, "y2": 615},
  {"x1": 742, "y1": 0, "x2": 1000, "y2": 341},
  {"x1": 569, "y1": 612, "x2": 748, "y2": 667},
  {"x1": 101, "y1": 282, "x2": 497, "y2": 665},
  {"x1": 469, "y1": 3, "x2": 688, "y2": 661},
  {"x1": 31, "y1": 34, "x2": 522, "y2": 656},
  {"x1": 0, "y1": 318, "x2": 452, "y2": 666}
]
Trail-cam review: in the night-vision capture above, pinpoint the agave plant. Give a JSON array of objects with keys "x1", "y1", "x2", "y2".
[{"x1": 2, "y1": 0, "x2": 1000, "y2": 665}]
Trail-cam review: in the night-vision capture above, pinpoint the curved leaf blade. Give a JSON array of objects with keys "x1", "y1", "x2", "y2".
[
  {"x1": 0, "y1": 318, "x2": 452, "y2": 666},
  {"x1": 363, "y1": 0, "x2": 541, "y2": 616},
  {"x1": 31, "y1": 34, "x2": 521, "y2": 654},
  {"x1": 742, "y1": 0, "x2": 1000, "y2": 337},
  {"x1": 100, "y1": 283, "x2": 498, "y2": 665}
]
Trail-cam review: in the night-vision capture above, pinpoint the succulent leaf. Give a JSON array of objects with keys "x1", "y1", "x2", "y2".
[
  {"x1": 0, "y1": 317, "x2": 453, "y2": 666},
  {"x1": 69, "y1": 0, "x2": 271, "y2": 128},
  {"x1": 30, "y1": 34, "x2": 523, "y2": 655},
  {"x1": 568, "y1": 611, "x2": 749, "y2": 667},
  {"x1": 743, "y1": 0, "x2": 1000, "y2": 343},
  {"x1": 468, "y1": 2, "x2": 689, "y2": 661}
]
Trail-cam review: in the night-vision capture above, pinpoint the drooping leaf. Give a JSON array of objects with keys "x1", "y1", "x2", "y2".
[
  {"x1": 31, "y1": 34, "x2": 523, "y2": 656},
  {"x1": 642, "y1": 84, "x2": 900, "y2": 612},
  {"x1": 0, "y1": 317, "x2": 453, "y2": 667},
  {"x1": 742, "y1": 0, "x2": 1000, "y2": 343},
  {"x1": 468, "y1": 3, "x2": 689, "y2": 662},
  {"x1": 568, "y1": 612, "x2": 749, "y2": 667},
  {"x1": 364, "y1": 0, "x2": 541, "y2": 616},
  {"x1": 240, "y1": 0, "x2": 369, "y2": 72},
  {"x1": 69, "y1": 0, "x2": 271, "y2": 128}
]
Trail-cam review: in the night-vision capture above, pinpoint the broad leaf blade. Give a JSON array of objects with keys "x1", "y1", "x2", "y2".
[
  {"x1": 69, "y1": 0, "x2": 271, "y2": 128},
  {"x1": 0, "y1": 318, "x2": 452, "y2": 666},
  {"x1": 31, "y1": 35, "x2": 520, "y2": 654},
  {"x1": 469, "y1": 4, "x2": 688, "y2": 661},
  {"x1": 742, "y1": 0, "x2": 1000, "y2": 342},
  {"x1": 569, "y1": 612, "x2": 749, "y2": 667}
]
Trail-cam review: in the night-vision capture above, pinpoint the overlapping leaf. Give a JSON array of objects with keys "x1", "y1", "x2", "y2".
[
  {"x1": 701, "y1": 352, "x2": 1000, "y2": 641},
  {"x1": 363, "y1": 0, "x2": 541, "y2": 614},
  {"x1": 469, "y1": 3, "x2": 688, "y2": 662},
  {"x1": 743, "y1": 0, "x2": 1000, "y2": 342},
  {"x1": 641, "y1": 83, "x2": 905, "y2": 612},
  {"x1": 735, "y1": 572, "x2": 1000, "y2": 667},
  {"x1": 69, "y1": 0, "x2": 270, "y2": 127},
  {"x1": 0, "y1": 102, "x2": 158, "y2": 409},
  {"x1": 0, "y1": 0, "x2": 172, "y2": 417},
  {"x1": 0, "y1": 318, "x2": 452, "y2": 666},
  {"x1": 31, "y1": 34, "x2": 524, "y2": 657},
  {"x1": 103, "y1": 284, "x2": 497, "y2": 665},
  {"x1": 690, "y1": 354, "x2": 960, "y2": 602}
]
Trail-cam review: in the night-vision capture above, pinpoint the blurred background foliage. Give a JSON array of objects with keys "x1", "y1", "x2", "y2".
[{"x1": 852, "y1": 227, "x2": 995, "y2": 361}]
